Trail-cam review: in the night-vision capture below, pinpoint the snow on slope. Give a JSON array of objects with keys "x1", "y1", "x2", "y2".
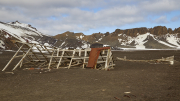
[
  {"x1": 0, "y1": 40, "x2": 5, "y2": 49},
  {"x1": 0, "y1": 21, "x2": 42, "y2": 43},
  {"x1": 165, "y1": 34, "x2": 180, "y2": 47},
  {"x1": 118, "y1": 34, "x2": 134, "y2": 45},
  {"x1": 139, "y1": 33, "x2": 179, "y2": 48},
  {"x1": 117, "y1": 32, "x2": 180, "y2": 49},
  {"x1": 8, "y1": 21, "x2": 43, "y2": 37},
  {"x1": 153, "y1": 34, "x2": 180, "y2": 48},
  {"x1": 81, "y1": 41, "x2": 90, "y2": 48},
  {"x1": 134, "y1": 33, "x2": 149, "y2": 49}
]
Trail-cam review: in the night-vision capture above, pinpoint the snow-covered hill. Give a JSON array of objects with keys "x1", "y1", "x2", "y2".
[{"x1": 0, "y1": 21, "x2": 57, "y2": 50}]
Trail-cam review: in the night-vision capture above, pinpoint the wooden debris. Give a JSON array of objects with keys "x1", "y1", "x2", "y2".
[
  {"x1": 114, "y1": 97, "x2": 121, "y2": 100},
  {"x1": 5, "y1": 72, "x2": 14, "y2": 74},
  {"x1": 117, "y1": 56, "x2": 174, "y2": 65}
]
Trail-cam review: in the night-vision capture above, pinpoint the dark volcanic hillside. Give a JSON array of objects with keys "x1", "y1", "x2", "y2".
[{"x1": 53, "y1": 26, "x2": 180, "y2": 49}]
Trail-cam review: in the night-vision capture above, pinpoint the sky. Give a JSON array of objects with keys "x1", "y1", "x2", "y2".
[{"x1": 0, "y1": 0, "x2": 180, "y2": 36}]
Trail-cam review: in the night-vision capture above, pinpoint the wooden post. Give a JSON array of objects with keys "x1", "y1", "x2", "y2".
[
  {"x1": 102, "y1": 50, "x2": 105, "y2": 54},
  {"x1": 83, "y1": 49, "x2": 87, "y2": 68},
  {"x1": 57, "y1": 48, "x2": 59, "y2": 56},
  {"x1": 12, "y1": 45, "x2": 34, "y2": 71},
  {"x1": 56, "y1": 49, "x2": 65, "y2": 69},
  {"x1": 105, "y1": 49, "x2": 110, "y2": 70},
  {"x1": 68, "y1": 49, "x2": 76, "y2": 69},
  {"x1": 2, "y1": 44, "x2": 24, "y2": 71},
  {"x1": 107, "y1": 51, "x2": 113, "y2": 68},
  {"x1": 79, "y1": 49, "x2": 81, "y2": 56},
  {"x1": 16, "y1": 43, "x2": 34, "y2": 61},
  {"x1": 44, "y1": 46, "x2": 58, "y2": 62},
  {"x1": 19, "y1": 53, "x2": 24, "y2": 68},
  {"x1": 36, "y1": 46, "x2": 49, "y2": 62},
  {"x1": 94, "y1": 63, "x2": 97, "y2": 69},
  {"x1": 48, "y1": 48, "x2": 55, "y2": 69},
  {"x1": 29, "y1": 44, "x2": 41, "y2": 61}
]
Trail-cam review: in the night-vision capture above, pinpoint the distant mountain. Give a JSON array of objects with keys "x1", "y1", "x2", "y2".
[
  {"x1": 1, "y1": 21, "x2": 180, "y2": 50},
  {"x1": 53, "y1": 31, "x2": 90, "y2": 49},
  {"x1": 53, "y1": 26, "x2": 180, "y2": 49}
]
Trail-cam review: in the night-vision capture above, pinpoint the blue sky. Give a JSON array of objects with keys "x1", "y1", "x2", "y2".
[{"x1": 0, "y1": 0, "x2": 180, "y2": 35}]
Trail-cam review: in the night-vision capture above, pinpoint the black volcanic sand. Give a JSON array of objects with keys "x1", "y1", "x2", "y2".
[{"x1": 0, "y1": 50, "x2": 180, "y2": 101}]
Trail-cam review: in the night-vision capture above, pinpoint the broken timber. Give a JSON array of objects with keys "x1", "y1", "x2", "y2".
[
  {"x1": 117, "y1": 56, "x2": 174, "y2": 65},
  {"x1": 2, "y1": 40, "x2": 115, "y2": 71}
]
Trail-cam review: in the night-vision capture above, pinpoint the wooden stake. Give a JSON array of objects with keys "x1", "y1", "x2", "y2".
[
  {"x1": 68, "y1": 49, "x2": 76, "y2": 69},
  {"x1": 105, "y1": 49, "x2": 110, "y2": 70},
  {"x1": 2, "y1": 44, "x2": 24, "y2": 71},
  {"x1": 16, "y1": 43, "x2": 34, "y2": 61},
  {"x1": 48, "y1": 48, "x2": 56, "y2": 69},
  {"x1": 36, "y1": 46, "x2": 49, "y2": 62},
  {"x1": 44, "y1": 46, "x2": 58, "y2": 62},
  {"x1": 83, "y1": 49, "x2": 87, "y2": 68},
  {"x1": 56, "y1": 49, "x2": 65, "y2": 69},
  {"x1": 12, "y1": 45, "x2": 34, "y2": 71}
]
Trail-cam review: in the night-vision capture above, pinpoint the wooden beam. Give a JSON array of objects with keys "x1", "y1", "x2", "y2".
[
  {"x1": 56, "y1": 49, "x2": 65, "y2": 69},
  {"x1": 68, "y1": 49, "x2": 76, "y2": 69},
  {"x1": 16, "y1": 43, "x2": 34, "y2": 61},
  {"x1": 47, "y1": 48, "x2": 56, "y2": 69},
  {"x1": 105, "y1": 49, "x2": 110, "y2": 70},
  {"x1": 36, "y1": 45, "x2": 49, "y2": 62},
  {"x1": 44, "y1": 46, "x2": 58, "y2": 62},
  {"x1": 2, "y1": 44, "x2": 24, "y2": 71},
  {"x1": 12, "y1": 44, "x2": 34, "y2": 71}
]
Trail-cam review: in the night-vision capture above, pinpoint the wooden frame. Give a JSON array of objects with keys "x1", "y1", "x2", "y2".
[{"x1": 2, "y1": 40, "x2": 115, "y2": 71}]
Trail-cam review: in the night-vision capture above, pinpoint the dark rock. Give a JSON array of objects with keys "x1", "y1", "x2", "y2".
[{"x1": 90, "y1": 43, "x2": 103, "y2": 48}]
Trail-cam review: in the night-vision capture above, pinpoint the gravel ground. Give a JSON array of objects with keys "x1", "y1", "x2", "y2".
[{"x1": 0, "y1": 50, "x2": 180, "y2": 101}]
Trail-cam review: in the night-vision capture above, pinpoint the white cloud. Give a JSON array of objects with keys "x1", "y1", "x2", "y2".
[
  {"x1": 140, "y1": 0, "x2": 180, "y2": 13},
  {"x1": 0, "y1": 0, "x2": 180, "y2": 35},
  {"x1": 153, "y1": 16, "x2": 169, "y2": 23},
  {"x1": 171, "y1": 15, "x2": 180, "y2": 22},
  {"x1": 0, "y1": 0, "x2": 105, "y2": 8}
]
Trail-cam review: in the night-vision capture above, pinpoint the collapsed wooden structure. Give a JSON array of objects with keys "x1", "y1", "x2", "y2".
[{"x1": 2, "y1": 40, "x2": 115, "y2": 71}]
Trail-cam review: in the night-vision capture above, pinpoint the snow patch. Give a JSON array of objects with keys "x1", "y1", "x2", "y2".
[
  {"x1": 103, "y1": 44, "x2": 110, "y2": 47},
  {"x1": 0, "y1": 40, "x2": 5, "y2": 49},
  {"x1": 44, "y1": 43, "x2": 50, "y2": 46},
  {"x1": 158, "y1": 40, "x2": 176, "y2": 48},
  {"x1": 118, "y1": 38, "x2": 122, "y2": 43},
  {"x1": 166, "y1": 34, "x2": 180, "y2": 47},
  {"x1": 81, "y1": 41, "x2": 90, "y2": 48},
  {"x1": 136, "y1": 43, "x2": 145, "y2": 49},
  {"x1": 80, "y1": 35, "x2": 84, "y2": 39},
  {"x1": 61, "y1": 41, "x2": 65, "y2": 46},
  {"x1": 134, "y1": 33, "x2": 149, "y2": 45},
  {"x1": 30, "y1": 41, "x2": 39, "y2": 44},
  {"x1": 118, "y1": 34, "x2": 122, "y2": 36},
  {"x1": 4, "y1": 34, "x2": 10, "y2": 38},
  {"x1": 98, "y1": 38, "x2": 102, "y2": 41}
]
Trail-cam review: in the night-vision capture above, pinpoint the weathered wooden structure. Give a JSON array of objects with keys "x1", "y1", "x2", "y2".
[{"x1": 2, "y1": 40, "x2": 115, "y2": 71}]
